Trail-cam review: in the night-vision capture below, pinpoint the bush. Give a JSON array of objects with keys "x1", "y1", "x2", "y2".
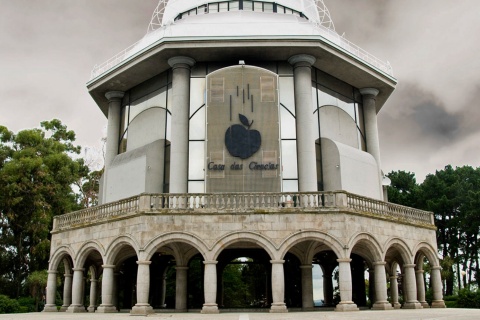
[
  {"x1": 0, "y1": 295, "x2": 21, "y2": 314},
  {"x1": 456, "y1": 288, "x2": 480, "y2": 308},
  {"x1": 17, "y1": 297, "x2": 36, "y2": 312}
]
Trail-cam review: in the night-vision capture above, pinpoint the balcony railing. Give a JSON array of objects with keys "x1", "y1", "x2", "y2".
[{"x1": 52, "y1": 191, "x2": 434, "y2": 232}]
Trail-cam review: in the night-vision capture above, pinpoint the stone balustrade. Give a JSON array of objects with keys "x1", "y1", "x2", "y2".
[{"x1": 52, "y1": 191, "x2": 434, "y2": 232}]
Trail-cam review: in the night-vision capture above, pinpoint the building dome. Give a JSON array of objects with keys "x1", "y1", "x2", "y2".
[{"x1": 148, "y1": 0, "x2": 335, "y2": 31}]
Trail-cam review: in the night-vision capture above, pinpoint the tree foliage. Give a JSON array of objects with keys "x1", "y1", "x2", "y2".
[
  {"x1": 387, "y1": 165, "x2": 480, "y2": 295},
  {"x1": 0, "y1": 120, "x2": 90, "y2": 297}
]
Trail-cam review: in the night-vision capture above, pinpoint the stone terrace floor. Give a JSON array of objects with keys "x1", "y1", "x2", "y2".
[{"x1": 1, "y1": 309, "x2": 480, "y2": 320}]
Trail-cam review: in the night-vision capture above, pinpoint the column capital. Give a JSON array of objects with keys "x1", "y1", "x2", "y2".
[
  {"x1": 47, "y1": 270, "x2": 58, "y2": 274},
  {"x1": 105, "y1": 91, "x2": 125, "y2": 101},
  {"x1": 64, "y1": 273, "x2": 73, "y2": 278},
  {"x1": 203, "y1": 260, "x2": 218, "y2": 265},
  {"x1": 102, "y1": 264, "x2": 116, "y2": 269},
  {"x1": 300, "y1": 264, "x2": 313, "y2": 269},
  {"x1": 373, "y1": 261, "x2": 387, "y2": 266},
  {"x1": 389, "y1": 275, "x2": 398, "y2": 280},
  {"x1": 175, "y1": 266, "x2": 189, "y2": 271},
  {"x1": 336, "y1": 258, "x2": 352, "y2": 263},
  {"x1": 288, "y1": 54, "x2": 316, "y2": 67},
  {"x1": 403, "y1": 263, "x2": 416, "y2": 269},
  {"x1": 90, "y1": 279, "x2": 99, "y2": 283},
  {"x1": 415, "y1": 269, "x2": 425, "y2": 274},
  {"x1": 270, "y1": 260, "x2": 285, "y2": 264},
  {"x1": 72, "y1": 268, "x2": 85, "y2": 272},
  {"x1": 168, "y1": 56, "x2": 196, "y2": 68},
  {"x1": 359, "y1": 88, "x2": 379, "y2": 97},
  {"x1": 136, "y1": 260, "x2": 152, "y2": 266}
]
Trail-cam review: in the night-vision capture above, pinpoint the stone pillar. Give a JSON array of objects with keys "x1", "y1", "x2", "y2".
[
  {"x1": 368, "y1": 269, "x2": 375, "y2": 306},
  {"x1": 389, "y1": 275, "x2": 401, "y2": 309},
  {"x1": 131, "y1": 261, "x2": 154, "y2": 315},
  {"x1": 104, "y1": 91, "x2": 125, "y2": 168},
  {"x1": 323, "y1": 269, "x2": 334, "y2": 306},
  {"x1": 416, "y1": 269, "x2": 429, "y2": 308},
  {"x1": 300, "y1": 265, "x2": 314, "y2": 310},
  {"x1": 288, "y1": 54, "x2": 317, "y2": 192},
  {"x1": 335, "y1": 259, "x2": 359, "y2": 311},
  {"x1": 372, "y1": 262, "x2": 393, "y2": 310},
  {"x1": 359, "y1": 88, "x2": 383, "y2": 199},
  {"x1": 112, "y1": 272, "x2": 119, "y2": 310},
  {"x1": 270, "y1": 260, "x2": 287, "y2": 313},
  {"x1": 87, "y1": 279, "x2": 98, "y2": 312},
  {"x1": 168, "y1": 56, "x2": 195, "y2": 195},
  {"x1": 160, "y1": 269, "x2": 167, "y2": 308},
  {"x1": 402, "y1": 264, "x2": 422, "y2": 309},
  {"x1": 80, "y1": 276, "x2": 86, "y2": 306},
  {"x1": 96, "y1": 265, "x2": 117, "y2": 313},
  {"x1": 66, "y1": 268, "x2": 86, "y2": 313},
  {"x1": 431, "y1": 266, "x2": 446, "y2": 308},
  {"x1": 175, "y1": 266, "x2": 188, "y2": 311},
  {"x1": 202, "y1": 260, "x2": 219, "y2": 314},
  {"x1": 43, "y1": 270, "x2": 58, "y2": 312},
  {"x1": 60, "y1": 273, "x2": 73, "y2": 312}
]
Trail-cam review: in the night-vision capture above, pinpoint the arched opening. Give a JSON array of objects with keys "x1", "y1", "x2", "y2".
[
  {"x1": 111, "y1": 244, "x2": 138, "y2": 311},
  {"x1": 313, "y1": 251, "x2": 338, "y2": 308}
]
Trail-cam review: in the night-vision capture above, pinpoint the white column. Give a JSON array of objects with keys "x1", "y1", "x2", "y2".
[
  {"x1": 66, "y1": 268, "x2": 86, "y2": 313},
  {"x1": 300, "y1": 265, "x2": 314, "y2": 310},
  {"x1": 131, "y1": 261, "x2": 154, "y2": 315},
  {"x1": 96, "y1": 265, "x2": 117, "y2": 313},
  {"x1": 323, "y1": 267, "x2": 334, "y2": 306},
  {"x1": 372, "y1": 262, "x2": 393, "y2": 310},
  {"x1": 60, "y1": 273, "x2": 73, "y2": 312},
  {"x1": 175, "y1": 266, "x2": 188, "y2": 311},
  {"x1": 335, "y1": 258, "x2": 359, "y2": 311},
  {"x1": 43, "y1": 270, "x2": 58, "y2": 312},
  {"x1": 288, "y1": 54, "x2": 317, "y2": 192},
  {"x1": 389, "y1": 276, "x2": 401, "y2": 309},
  {"x1": 431, "y1": 266, "x2": 446, "y2": 308},
  {"x1": 202, "y1": 260, "x2": 219, "y2": 314},
  {"x1": 160, "y1": 269, "x2": 167, "y2": 308},
  {"x1": 104, "y1": 91, "x2": 124, "y2": 168},
  {"x1": 416, "y1": 269, "x2": 429, "y2": 308},
  {"x1": 359, "y1": 88, "x2": 383, "y2": 199},
  {"x1": 168, "y1": 56, "x2": 195, "y2": 195},
  {"x1": 402, "y1": 264, "x2": 422, "y2": 309},
  {"x1": 270, "y1": 260, "x2": 287, "y2": 313},
  {"x1": 87, "y1": 279, "x2": 98, "y2": 312}
]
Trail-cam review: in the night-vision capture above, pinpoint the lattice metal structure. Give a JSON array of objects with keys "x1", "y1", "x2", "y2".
[{"x1": 147, "y1": 0, "x2": 335, "y2": 33}]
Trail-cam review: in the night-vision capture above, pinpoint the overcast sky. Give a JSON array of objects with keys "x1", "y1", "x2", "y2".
[{"x1": 1, "y1": 0, "x2": 479, "y2": 181}]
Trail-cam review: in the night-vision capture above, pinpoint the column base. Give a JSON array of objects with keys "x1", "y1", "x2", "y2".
[
  {"x1": 335, "y1": 302, "x2": 359, "y2": 312},
  {"x1": 372, "y1": 301, "x2": 394, "y2": 310},
  {"x1": 431, "y1": 300, "x2": 446, "y2": 308},
  {"x1": 43, "y1": 304, "x2": 58, "y2": 312},
  {"x1": 402, "y1": 301, "x2": 423, "y2": 309},
  {"x1": 59, "y1": 305, "x2": 69, "y2": 312},
  {"x1": 201, "y1": 303, "x2": 219, "y2": 314},
  {"x1": 131, "y1": 304, "x2": 154, "y2": 315},
  {"x1": 270, "y1": 303, "x2": 288, "y2": 313},
  {"x1": 420, "y1": 301, "x2": 430, "y2": 308},
  {"x1": 96, "y1": 305, "x2": 118, "y2": 313},
  {"x1": 66, "y1": 305, "x2": 86, "y2": 313},
  {"x1": 87, "y1": 306, "x2": 97, "y2": 312},
  {"x1": 393, "y1": 302, "x2": 402, "y2": 309}
]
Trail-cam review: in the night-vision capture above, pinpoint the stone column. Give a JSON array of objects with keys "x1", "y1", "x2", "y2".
[
  {"x1": 160, "y1": 269, "x2": 167, "y2": 308},
  {"x1": 335, "y1": 259, "x2": 359, "y2": 311},
  {"x1": 270, "y1": 260, "x2": 287, "y2": 313},
  {"x1": 87, "y1": 279, "x2": 98, "y2": 312},
  {"x1": 300, "y1": 265, "x2": 314, "y2": 310},
  {"x1": 202, "y1": 260, "x2": 219, "y2": 314},
  {"x1": 60, "y1": 273, "x2": 73, "y2": 312},
  {"x1": 168, "y1": 56, "x2": 195, "y2": 196},
  {"x1": 372, "y1": 262, "x2": 393, "y2": 310},
  {"x1": 389, "y1": 275, "x2": 401, "y2": 309},
  {"x1": 416, "y1": 269, "x2": 429, "y2": 308},
  {"x1": 175, "y1": 266, "x2": 188, "y2": 311},
  {"x1": 66, "y1": 268, "x2": 86, "y2": 312},
  {"x1": 112, "y1": 272, "x2": 119, "y2": 310},
  {"x1": 431, "y1": 266, "x2": 446, "y2": 308},
  {"x1": 131, "y1": 261, "x2": 154, "y2": 315},
  {"x1": 402, "y1": 264, "x2": 422, "y2": 309},
  {"x1": 323, "y1": 269, "x2": 334, "y2": 306},
  {"x1": 44, "y1": 270, "x2": 58, "y2": 312},
  {"x1": 359, "y1": 88, "x2": 383, "y2": 199},
  {"x1": 96, "y1": 265, "x2": 117, "y2": 313},
  {"x1": 104, "y1": 91, "x2": 125, "y2": 168},
  {"x1": 288, "y1": 54, "x2": 317, "y2": 192},
  {"x1": 368, "y1": 269, "x2": 375, "y2": 306}
]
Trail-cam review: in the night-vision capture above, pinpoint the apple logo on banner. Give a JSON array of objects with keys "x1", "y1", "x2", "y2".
[{"x1": 225, "y1": 114, "x2": 261, "y2": 159}]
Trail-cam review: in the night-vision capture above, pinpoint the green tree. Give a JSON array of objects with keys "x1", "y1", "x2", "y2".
[
  {"x1": 386, "y1": 170, "x2": 421, "y2": 208},
  {"x1": 26, "y1": 270, "x2": 48, "y2": 311},
  {"x1": 0, "y1": 120, "x2": 87, "y2": 297}
]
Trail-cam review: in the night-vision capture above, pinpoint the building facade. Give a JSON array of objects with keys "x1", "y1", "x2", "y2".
[{"x1": 44, "y1": 0, "x2": 446, "y2": 315}]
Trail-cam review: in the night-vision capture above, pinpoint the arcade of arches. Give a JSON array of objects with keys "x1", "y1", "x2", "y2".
[{"x1": 44, "y1": 232, "x2": 446, "y2": 314}]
